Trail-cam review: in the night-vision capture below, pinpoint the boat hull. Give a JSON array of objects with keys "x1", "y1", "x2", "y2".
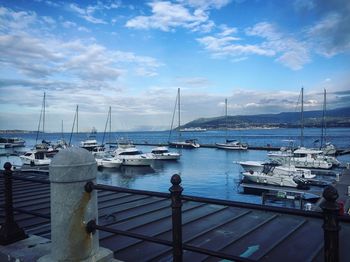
[
  {"x1": 169, "y1": 142, "x2": 200, "y2": 149},
  {"x1": 242, "y1": 172, "x2": 299, "y2": 188}
]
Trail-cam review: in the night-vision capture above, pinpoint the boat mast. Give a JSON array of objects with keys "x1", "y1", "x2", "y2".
[
  {"x1": 321, "y1": 88, "x2": 326, "y2": 148},
  {"x1": 76, "y1": 105, "x2": 79, "y2": 135},
  {"x1": 109, "y1": 106, "x2": 112, "y2": 145},
  {"x1": 61, "y1": 120, "x2": 64, "y2": 140},
  {"x1": 225, "y1": 98, "x2": 228, "y2": 141},
  {"x1": 178, "y1": 88, "x2": 181, "y2": 141},
  {"x1": 43, "y1": 92, "x2": 46, "y2": 136},
  {"x1": 69, "y1": 105, "x2": 78, "y2": 146},
  {"x1": 35, "y1": 92, "x2": 45, "y2": 144},
  {"x1": 300, "y1": 87, "x2": 304, "y2": 147}
]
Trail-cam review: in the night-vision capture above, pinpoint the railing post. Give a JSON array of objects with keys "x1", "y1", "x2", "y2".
[
  {"x1": 320, "y1": 185, "x2": 340, "y2": 262},
  {"x1": 38, "y1": 147, "x2": 113, "y2": 261},
  {"x1": 0, "y1": 162, "x2": 27, "y2": 245},
  {"x1": 169, "y1": 174, "x2": 183, "y2": 262}
]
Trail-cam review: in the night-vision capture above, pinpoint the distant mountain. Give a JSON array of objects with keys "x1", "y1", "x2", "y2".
[{"x1": 181, "y1": 107, "x2": 350, "y2": 129}]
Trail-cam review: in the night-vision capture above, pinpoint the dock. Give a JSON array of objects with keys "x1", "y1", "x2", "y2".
[{"x1": 1, "y1": 170, "x2": 350, "y2": 261}]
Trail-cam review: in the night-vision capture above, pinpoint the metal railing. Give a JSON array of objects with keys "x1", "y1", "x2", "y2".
[{"x1": 1, "y1": 162, "x2": 347, "y2": 261}]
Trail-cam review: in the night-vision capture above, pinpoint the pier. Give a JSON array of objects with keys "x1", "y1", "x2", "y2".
[{"x1": 1, "y1": 148, "x2": 350, "y2": 261}]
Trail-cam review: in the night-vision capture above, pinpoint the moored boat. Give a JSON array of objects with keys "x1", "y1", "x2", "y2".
[
  {"x1": 151, "y1": 146, "x2": 181, "y2": 160},
  {"x1": 114, "y1": 147, "x2": 154, "y2": 166},
  {"x1": 20, "y1": 149, "x2": 51, "y2": 166}
]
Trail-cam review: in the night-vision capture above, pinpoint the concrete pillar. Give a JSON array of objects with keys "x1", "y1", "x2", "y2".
[{"x1": 39, "y1": 147, "x2": 113, "y2": 262}]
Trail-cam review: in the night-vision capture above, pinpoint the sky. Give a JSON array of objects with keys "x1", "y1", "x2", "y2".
[{"x1": 0, "y1": 0, "x2": 349, "y2": 132}]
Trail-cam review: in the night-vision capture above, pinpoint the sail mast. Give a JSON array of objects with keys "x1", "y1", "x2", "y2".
[
  {"x1": 321, "y1": 88, "x2": 326, "y2": 148},
  {"x1": 225, "y1": 98, "x2": 228, "y2": 141},
  {"x1": 300, "y1": 87, "x2": 304, "y2": 147},
  {"x1": 178, "y1": 88, "x2": 181, "y2": 140}
]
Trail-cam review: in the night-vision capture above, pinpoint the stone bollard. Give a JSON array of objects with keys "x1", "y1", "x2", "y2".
[{"x1": 39, "y1": 147, "x2": 113, "y2": 262}]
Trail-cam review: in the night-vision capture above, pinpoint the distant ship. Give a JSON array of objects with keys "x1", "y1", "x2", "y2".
[{"x1": 179, "y1": 127, "x2": 207, "y2": 132}]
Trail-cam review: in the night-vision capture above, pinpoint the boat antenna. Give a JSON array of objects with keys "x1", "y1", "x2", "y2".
[
  {"x1": 61, "y1": 120, "x2": 64, "y2": 140},
  {"x1": 43, "y1": 92, "x2": 46, "y2": 137}
]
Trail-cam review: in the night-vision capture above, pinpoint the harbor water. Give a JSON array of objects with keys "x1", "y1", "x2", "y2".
[{"x1": 1, "y1": 128, "x2": 349, "y2": 204}]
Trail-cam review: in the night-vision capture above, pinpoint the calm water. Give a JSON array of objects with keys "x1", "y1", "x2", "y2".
[{"x1": 1, "y1": 128, "x2": 349, "y2": 204}]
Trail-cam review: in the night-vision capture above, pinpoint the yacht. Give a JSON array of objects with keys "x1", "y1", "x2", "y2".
[
  {"x1": 268, "y1": 147, "x2": 336, "y2": 169},
  {"x1": 169, "y1": 139, "x2": 200, "y2": 149},
  {"x1": 242, "y1": 164, "x2": 309, "y2": 189},
  {"x1": 114, "y1": 147, "x2": 154, "y2": 166},
  {"x1": 20, "y1": 150, "x2": 51, "y2": 166},
  {"x1": 238, "y1": 161, "x2": 315, "y2": 179},
  {"x1": 216, "y1": 140, "x2": 248, "y2": 150},
  {"x1": 95, "y1": 153, "x2": 122, "y2": 168},
  {"x1": 80, "y1": 138, "x2": 100, "y2": 151},
  {"x1": 151, "y1": 146, "x2": 181, "y2": 160}
]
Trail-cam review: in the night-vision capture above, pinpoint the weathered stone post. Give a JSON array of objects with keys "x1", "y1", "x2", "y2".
[{"x1": 39, "y1": 147, "x2": 113, "y2": 261}]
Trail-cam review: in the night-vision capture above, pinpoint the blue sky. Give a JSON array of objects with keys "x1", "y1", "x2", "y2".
[{"x1": 0, "y1": 0, "x2": 349, "y2": 131}]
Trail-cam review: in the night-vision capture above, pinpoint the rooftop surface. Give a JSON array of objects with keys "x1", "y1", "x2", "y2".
[{"x1": 1, "y1": 171, "x2": 350, "y2": 261}]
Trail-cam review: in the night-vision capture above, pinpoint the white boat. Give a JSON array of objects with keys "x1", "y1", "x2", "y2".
[
  {"x1": 80, "y1": 138, "x2": 100, "y2": 151},
  {"x1": 0, "y1": 137, "x2": 26, "y2": 148},
  {"x1": 242, "y1": 164, "x2": 309, "y2": 188},
  {"x1": 151, "y1": 146, "x2": 181, "y2": 160},
  {"x1": 216, "y1": 99, "x2": 248, "y2": 150},
  {"x1": 179, "y1": 127, "x2": 207, "y2": 132},
  {"x1": 114, "y1": 147, "x2": 154, "y2": 166},
  {"x1": 168, "y1": 88, "x2": 200, "y2": 149},
  {"x1": 95, "y1": 154, "x2": 122, "y2": 168},
  {"x1": 269, "y1": 147, "x2": 334, "y2": 169},
  {"x1": 242, "y1": 170, "x2": 308, "y2": 188},
  {"x1": 169, "y1": 139, "x2": 200, "y2": 149},
  {"x1": 238, "y1": 161, "x2": 316, "y2": 179},
  {"x1": 216, "y1": 140, "x2": 248, "y2": 150},
  {"x1": 20, "y1": 150, "x2": 51, "y2": 166}
]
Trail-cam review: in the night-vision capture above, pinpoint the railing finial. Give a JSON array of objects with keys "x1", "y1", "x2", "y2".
[
  {"x1": 0, "y1": 162, "x2": 27, "y2": 245},
  {"x1": 169, "y1": 174, "x2": 183, "y2": 262},
  {"x1": 320, "y1": 185, "x2": 340, "y2": 262}
]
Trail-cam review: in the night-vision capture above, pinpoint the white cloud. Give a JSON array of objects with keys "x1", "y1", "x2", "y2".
[
  {"x1": 178, "y1": 0, "x2": 232, "y2": 10},
  {"x1": 125, "y1": 1, "x2": 214, "y2": 32},
  {"x1": 69, "y1": 3, "x2": 107, "y2": 24},
  {"x1": 306, "y1": 12, "x2": 350, "y2": 57}
]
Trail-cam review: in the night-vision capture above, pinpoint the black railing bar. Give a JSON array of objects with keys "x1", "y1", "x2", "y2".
[
  {"x1": 105, "y1": 202, "x2": 208, "y2": 243},
  {"x1": 255, "y1": 219, "x2": 308, "y2": 261},
  {"x1": 216, "y1": 214, "x2": 279, "y2": 253},
  {"x1": 93, "y1": 182, "x2": 350, "y2": 222},
  {"x1": 6, "y1": 188, "x2": 50, "y2": 199},
  {"x1": 93, "y1": 223, "x2": 254, "y2": 262},
  {"x1": 98, "y1": 198, "x2": 171, "y2": 222},
  {"x1": 11, "y1": 202, "x2": 50, "y2": 212},
  {"x1": 92, "y1": 183, "x2": 170, "y2": 198},
  {"x1": 143, "y1": 210, "x2": 254, "y2": 261},
  {"x1": 181, "y1": 195, "x2": 326, "y2": 219},
  {"x1": 12, "y1": 207, "x2": 50, "y2": 219},
  {"x1": 11, "y1": 193, "x2": 51, "y2": 206},
  {"x1": 98, "y1": 191, "x2": 141, "y2": 203},
  {"x1": 98, "y1": 195, "x2": 151, "y2": 210},
  {"x1": 10, "y1": 174, "x2": 50, "y2": 184}
]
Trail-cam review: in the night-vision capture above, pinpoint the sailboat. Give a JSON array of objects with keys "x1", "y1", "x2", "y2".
[
  {"x1": 20, "y1": 92, "x2": 54, "y2": 166},
  {"x1": 268, "y1": 87, "x2": 339, "y2": 169},
  {"x1": 168, "y1": 88, "x2": 200, "y2": 149},
  {"x1": 215, "y1": 98, "x2": 248, "y2": 150}
]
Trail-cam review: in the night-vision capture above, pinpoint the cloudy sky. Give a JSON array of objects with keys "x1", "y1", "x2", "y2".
[{"x1": 0, "y1": 0, "x2": 349, "y2": 132}]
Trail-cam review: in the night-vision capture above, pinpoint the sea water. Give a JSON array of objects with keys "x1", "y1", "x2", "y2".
[{"x1": 1, "y1": 128, "x2": 349, "y2": 203}]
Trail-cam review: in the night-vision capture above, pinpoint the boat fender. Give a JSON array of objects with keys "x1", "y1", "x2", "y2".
[
  {"x1": 263, "y1": 179, "x2": 267, "y2": 184},
  {"x1": 249, "y1": 170, "x2": 254, "y2": 174}
]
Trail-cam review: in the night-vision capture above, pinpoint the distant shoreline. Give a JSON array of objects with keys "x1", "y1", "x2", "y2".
[{"x1": 1, "y1": 126, "x2": 350, "y2": 134}]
